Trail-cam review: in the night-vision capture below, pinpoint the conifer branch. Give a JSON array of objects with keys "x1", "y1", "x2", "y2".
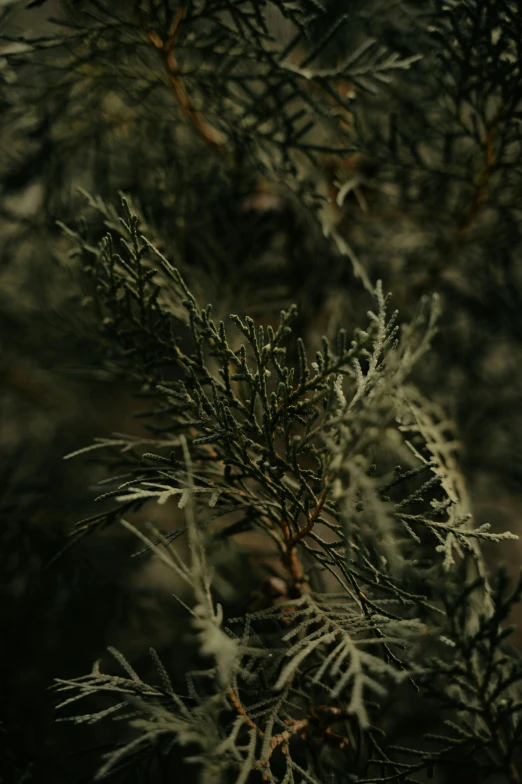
[{"x1": 3, "y1": 2, "x2": 522, "y2": 781}]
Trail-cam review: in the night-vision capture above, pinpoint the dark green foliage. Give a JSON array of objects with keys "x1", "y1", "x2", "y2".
[
  {"x1": 2, "y1": 1, "x2": 522, "y2": 783},
  {"x1": 49, "y1": 197, "x2": 520, "y2": 782}
]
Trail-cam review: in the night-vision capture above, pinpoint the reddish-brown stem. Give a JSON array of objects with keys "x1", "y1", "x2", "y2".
[
  {"x1": 282, "y1": 489, "x2": 327, "y2": 596},
  {"x1": 288, "y1": 489, "x2": 327, "y2": 548},
  {"x1": 420, "y1": 103, "x2": 504, "y2": 290},
  {"x1": 452, "y1": 107, "x2": 499, "y2": 239},
  {"x1": 134, "y1": 3, "x2": 226, "y2": 156},
  {"x1": 260, "y1": 718, "x2": 309, "y2": 769},
  {"x1": 227, "y1": 687, "x2": 263, "y2": 737}
]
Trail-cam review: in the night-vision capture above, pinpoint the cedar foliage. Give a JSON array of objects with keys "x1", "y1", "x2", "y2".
[{"x1": 2, "y1": 1, "x2": 522, "y2": 782}]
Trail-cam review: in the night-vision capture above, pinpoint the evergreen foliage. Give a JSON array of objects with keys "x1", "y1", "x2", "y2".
[{"x1": 2, "y1": 1, "x2": 522, "y2": 782}]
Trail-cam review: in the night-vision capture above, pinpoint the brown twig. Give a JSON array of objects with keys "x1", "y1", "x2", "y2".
[
  {"x1": 420, "y1": 103, "x2": 504, "y2": 290},
  {"x1": 264, "y1": 718, "x2": 309, "y2": 761},
  {"x1": 227, "y1": 687, "x2": 264, "y2": 737},
  {"x1": 133, "y1": 2, "x2": 226, "y2": 156},
  {"x1": 450, "y1": 105, "x2": 501, "y2": 242},
  {"x1": 260, "y1": 705, "x2": 351, "y2": 772},
  {"x1": 288, "y1": 489, "x2": 327, "y2": 548},
  {"x1": 281, "y1": 489, "x2": 327, "y2": 596}
]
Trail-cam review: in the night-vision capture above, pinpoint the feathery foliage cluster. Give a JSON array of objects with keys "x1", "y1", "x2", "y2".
[
  {"x1": 48, "y1": 194, "x2": 521, "y2": 783},
  {"x1": 2, "y1": 1, "x2": 522, "y2": 782}
]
